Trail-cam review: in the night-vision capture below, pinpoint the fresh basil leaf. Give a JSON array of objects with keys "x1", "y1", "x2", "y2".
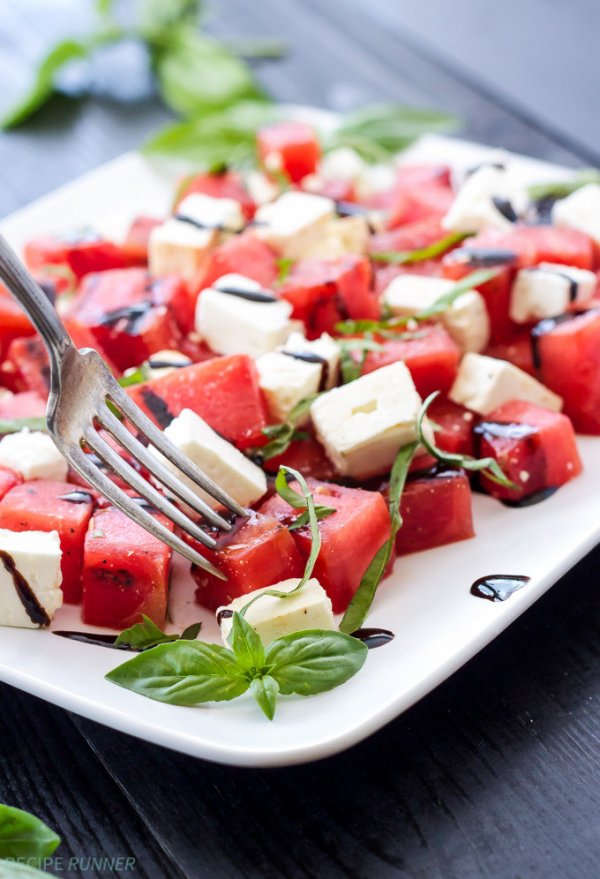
[
  {"x1": 339, "y1": 442, "x2": 417, "y2": 634},
  {"x1": 288, "y1": 504, "x2": 336, "y2": 531},
  {"x1": 105, "y1": 640, "x2": 249, "y2": 705},
  {"x1": 157, "y1": 31, "x2": 267, "y2": 117},
  {"x1": 0, "y1": 418, "x2": 47, "y2": 435},
  {"x1": 228, "y1": 611, "x2": 266, "y2": 672},
  {"x1": 260, "y1": 393, "x2": 320, "y2": 461},
  {"x1": 115, "y1": 615, "x2": 201, "y2": 650},
  {"x1": 266, "y1": 630, "x2": 368, "y2": 695},
  {"x1": 118, "y1": 364, "x2": 151, "y2": 388},
  {"x1": 337, "y1": 337, "x2": 384, "y2": 384},
  {"x1": 250, "y1": 674, "x2": 279, "y2": 720},
  {"x1": 0, "y1": 862, "x2": 50, "y2": 878},
  {"x1": 275, "y1": 257, "x2": 294, "y2": 285},
  {"x1": 0, "y1": 805, "x2": 60, "y2": 861},
  {"x1": 527, "y1": 169, "x2": 600, "y2": 202},
  {"x1": 417, "y1": 391, "x2": 518, "y2": 489},
  {"x1": 329, "y1": 103, "x2": 459, "y2": 162},
  {"x1": 370, "y1": 231, "x2": 472, "y2": 264},
  {"x1": 138, "y1": 0, "x2": 200, "y2": 41},
  {"x1": 144, "y1": 100, "x2": 276, "y2": 163},
  {"x1": 1, "y1": 40, "x2": 89, "y2": 130},
  {"x1": 225, "y1": 38, "x2": 287, "y2": 60}
]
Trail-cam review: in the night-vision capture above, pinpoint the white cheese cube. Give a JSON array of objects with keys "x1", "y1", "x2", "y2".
[
  {"x1": 304, "y1": 216, "x2": 370, "y2": 259},
  {"x1": 217, "y1": 577, "x2": 335, "y2": 646},
  {"x1": 256, "y1": 352, "x2": 322, "y2": 423},
  {"x1": 145, "y1": 349, "x2": 193, "y2": 380},
  {"x1": 150, "y1": 409, "x2": 266, "y2": 511},
  {"x1": 282, "y1": 331, "x2": 340, "y2": 389},
  {"x1": 254, "y1": 191, "x2": 335, "y2": 259},
  {"x1": 245, "y1": 170, "x2": 279, "y2": 206},
  {"x1": 509, "y1": 262, "x2": 597, "y2": 323},
  {"x1": 176, "y1": 193, "x2": 244, "y2": 234},
  {"x1": 442, "y1": 165, "x2": 527, "y2": 233},
  {"x1": 449, "y1": 352, "x2": 563, "y2": 415},
  {"x1": 319, "y1": 147, "x2": 366, "y2": 183},
  {"x1": 195, "y1": 273, "x2": 295, "y2": 357},
  {"x1": 0, "y1": 430, "x2": 68, "y2": 481},
  {"x1": 149, "y1": 219, "x2": 217, "y2": 287},
  {"x1": 553, "y1": 184, "x2": 600, "y2": 247},
  {"x1": 354, "y1": 163, "x2": 397, "y2": 201},
  {"x1": 310, "y1": 361, "x2": 424, "y2": 479},
  {"x1": 382, "y1": 275, "x2": 490, "y2": 353},
  {"x1": 0, "y1": 529, "x2": 62, "y2": 628}
]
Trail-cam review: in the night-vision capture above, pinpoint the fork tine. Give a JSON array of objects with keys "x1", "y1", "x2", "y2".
[
  {"x1": 107, "y1": 386, "x2": 247, "y2": 517},
  {"x1": 83, "y1": 428, "x2": 218, "y2": 551},
  {"x1": 69, "y1": 445, "x2": 226, "y2": 579},
  {"x1": 97, "y1": 404, "x2": 234, "y2": 531}
]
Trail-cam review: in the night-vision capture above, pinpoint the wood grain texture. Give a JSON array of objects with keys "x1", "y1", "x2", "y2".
[{"x1": 0, "y1": 1, "x2": 598, "y2": 877}]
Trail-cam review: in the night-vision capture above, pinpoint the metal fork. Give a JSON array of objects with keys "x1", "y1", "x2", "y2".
[{"x1": 0, "y1": 234, "x2": 246, "y2": 578}]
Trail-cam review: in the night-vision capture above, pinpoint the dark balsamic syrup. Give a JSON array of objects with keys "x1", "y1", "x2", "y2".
[
  {"x1": 146, "y1": 357, "x2": 192, "y2": 371},
  {"x1": 99, "y1": 301, "x2": 153, "y2": 334},
  {"x1": 351, "y1": 627, "x2": 395, "y2": 649},
  {"x1": 450, "y1": 247, "x2": 517, "y2": 267},
  {"x1": 53, "y1": 631, "x2": 132, "y2": 650},
  {"x1": 58, "y1": 490, "x2": 93, "y2": 504},
  {"x1": 174, "y1": 213, "x2": 241, "y2": 235},
  {"x1": 473, "y1": 420, "x2": 537, "y2": 441},
  {"x1": 501, "y1": 487, "x2": 558, "y2": 508},
  {"x1": 470, "y1": 574, "x2": 530, "y2": 602},
  {"x1": 492, "y1": 196, "x2": 518, "y2": 222},
  {"x1": 139, "y1": 388, "x2": 174, "y2": 429},
  {"x1": 0, "y1": 550, "x2": 50, "y2": 626},
  {"x1": 530, "y1": 311, "x2": 585, "y2": 370},
  {"x1": 214, "y1": 285, "x2": 277, "y2": 303},
  {"x1": 216, "y1": 608, "x2": 234, "y2": 626},
  {"x1": 466, "y1": 161, "x2": 506, "y2": 177},
  {"x1": 334, "y1": 200, "x2": 368, "y2": 218},
  {"x1": 280, "y1": 350, "x2": 330, "y2": 391}
]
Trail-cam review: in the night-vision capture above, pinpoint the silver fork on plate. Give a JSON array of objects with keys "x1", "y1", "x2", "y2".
[{"x1": 0, "y1": 234, "x2": 245, "y2": 578}]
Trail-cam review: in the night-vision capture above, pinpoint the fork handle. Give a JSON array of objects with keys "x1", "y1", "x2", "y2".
[{"x1": 0, "y1": 234, "x2": 74, "y2": 370}]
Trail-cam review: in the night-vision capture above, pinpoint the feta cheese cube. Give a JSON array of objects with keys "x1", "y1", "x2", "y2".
[
  {"x1": 509, "y1": 262, "x2": 597, "y2": 323},
  {"x1": 149, "y1": 219, "x2": 217, "y2": 287},
  {"x1": 354, "y1": 163, "x2": 397, "y2": 201},
  {"x1": 145, "y1": 349, "x2": 193, "y2": 380},
  {"x1": 245, "y1": 170, "x2": 279, "y2": 206},
  {"x1": 0, "y1": 528, "x2": 62, "y2": 628},
  {"x1": 310, "y1": 361, "x2": 424, "y2": 478},
  {"x1": 319, "y1": 147, "x2": 366, "y2": 183},
  {"x1": 217, "y1": 577, "x2": 335, "y2": 646},
  {"x1": 442, "y1": 165, "x2": 528, "y2": 233},
  {"x1": 382, "y1": 275, "x2": 490, "y2": 353},
  {"x1": 254, "y1": 192, "x2": 335, "y2": 259},
  {"x1": 282, "y1": 331, "x2": 340, "y2": 389},
  {"x1": 150, "y1": 409, "x2": 266, "y2": 511},
  {"x1": 176, "y1": 193, "x2": 244, "y2": 234},
  {"x1": 553, "y1": 183, "x2": 600, "y2": 247},
  {"x1": 0, "y1": 430, "x2": 68, "y2": 481},
  {"x1": 195, "y1": 273, "x2": 295, "y2": 357},
  {"x1": 256, "y1": 352, "x2": 322, "y2": 423},
  {"x1": 449, "y1": 352, "x2": 563, "y2": 415},
  {"x1": 305, "y1": 216, "x2": 370, "y2": 259}
]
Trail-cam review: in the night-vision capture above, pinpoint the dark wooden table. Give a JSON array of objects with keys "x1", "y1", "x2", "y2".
[{"x1": 0, "y1": 2, "x2": 598, "y2": 877}]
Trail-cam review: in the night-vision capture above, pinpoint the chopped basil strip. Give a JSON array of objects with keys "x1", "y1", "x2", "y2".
[
  {"x1": 370, "y1": 231, "x2": 472, "y2": 264},
  {"x1": 115, "y1": 614, "x2": 202, "y2": 651},
  {"x1": 0, "y1": 417, "x2": 47, "y2": 435}
]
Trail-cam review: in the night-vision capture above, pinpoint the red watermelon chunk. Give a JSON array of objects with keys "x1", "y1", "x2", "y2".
[
  {"x1": 260, "y1": 479, "x2": 392, "y2": 613},
  {"x1": 0, "y1": 284, "x2": 35, "y2": 359},
  {"x1": 361, "y1": 324, "x2": 461, "y2": 397},
  {"x1": 369, "y1": 217, "x2": 449, "y2": 257},
  {"x1": 4, "y1": 337, "x2": 50, "y2": 397},
  {"x1": 262, "y1": 432, "x2": 336, "y2": 481},
  {"x1": 128, "y1": 354, "x2": 269, "y2": 449},
  {"x1": 196, "y1": 232, "x2": 278, "y2": 292},
  {"x1": 67, "y1": 268, "x2": 188, "y2": 370},
  {"x1": 475, "y1": 400, "x2": 583, "y2": 501},
  {"x1": 393, "y1": 469, "x2": 474, "y2": 555},
  {"x1": 0, "y1": 480, "x2": 94, "y2": 603},
  {"x1": 507, "y1": 225, "x2": 594, "y2": 270},
  {"x1": 82, "y1": 506, "x2": 173, "y2": 628},
  {"x1": 121, "y1": 216, "x2": 161, "y2": 266},
  {"x1": 174, "y1": 170, "x2": 256, "y2": 220},
  {"x1": 0, "y1": 468, "x2": 21, "y2": 501},
  {"x1": 532, "y1": 310, "x2": 600, "y2": 433},
  {"x1": 0, "y1": 390, "x2": 47, "y2": 419},
  {"x1": 25, "y1": 232, "x2": 126, "y2": 280},
  {"x1": 428, "y1": 395, "x2": 476, "y2": 457},
  {"x1": 278, "y1": 254, "x2": 377, "y2": 338},
  {"x1": 257, "y1": 121, "x2": 321, "y2": 184},
  {"x1": 191, "y1": 512, "x2": 305, "y2": 610}
]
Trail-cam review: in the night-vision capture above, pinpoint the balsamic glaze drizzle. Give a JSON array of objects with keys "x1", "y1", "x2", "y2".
[
  {"x1": 530, "y1": 311, "x2": 583, "y2": 370},
  {"x1": 351, "y1": 627, "x2": 395, "y2": 649},
  {"x1": 450, "y1": 247, "x2": 517, "y2": 267},
  {"x1": 501, "y1": 487, "x2": 558, "y2": 508},
  {"x1": 335, "y1": 200, "x2": 368, "y2": 218},
  {"x1": 214, "y1": 285, "x2": 277, "y2": 303},
  {"x1": 473, "y1": 420, "x2": 537, "y2": 441},
  {"x1": 146, "y1": 357, "x2": 192, "y2": 370},
  {"x1": 216, "y1": 608, "x2": 234, "y2": 626},
  {"x1": 58, "y1": 490, "x2": 93, "y2": 505},
  {"x1": 99, "y1": 301, "x2": 152, "y2": 334},
  {"x1": 280, "y1": 350, "x2": 330, "y2": 391},
  {"x1": 53, "y1": 631, "x2": 130, "y2": 650},
  {"x1": 139, "y1": 388, "x2": 174, "y2": 429},
  {"x1": 492, "y1": 196, "x2": 518, "y2": 223},
  {"x1": 174, "y1": 213, "x2": 239, "y2": 234},
  {"x1": 470, "y1": 574, "x2": 530, "y2": 602},
  {"x1": 0, "y1": 550, "x2": 50, "y2": 626}
]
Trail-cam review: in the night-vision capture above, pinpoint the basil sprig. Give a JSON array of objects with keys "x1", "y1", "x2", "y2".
[
  {"x1": 0, "y1": 804, "x2": 60, "y2": 862},
  {"x1": 118, "y1": 364, "x2": 151, "y2": 389},
  {"x1": 370, "y1": 231, "x2": 472, "y2": 264},
  {"x1": 106, "y1": 612, "x2": 367, "y2": 720},
  {"x1": 115, "y1": 614, "x2": 202, "y2": 651},
  {"x1": 274, "y1": 466, "x2": 336, "y2": 534},
  {"x1": 335, "y1": 268, "x2": 498, "y2": 336},
  {"x1": 0, "y1": 418, "x2": 47, "y2": 435},
  {"x1": 259, "y1": 393, "x2": 321, "y2": 461},
  {"x1": 417, "y1": 391, "x2": 518, "y2": 488},
  {"x1": 527, "y1": 168, "x2": 600, "y2": 202},
  {"x1": 337, "y1": 337, "x2": 385, "y2": 384},
  {"x1": 339, "y1": 442, "x2": 417, "y2": 634}
]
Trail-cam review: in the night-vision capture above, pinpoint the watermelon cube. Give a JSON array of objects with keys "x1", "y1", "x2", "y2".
[
  {"x1": 25, "y1": 233, "x2": 126, "y2": 280},
  {"x1": 0, "y1": 480, "x2": 93, "y2": 603},
  {"x1": 82, "y1": 506, "x2": 173, "y2": 628},
  {"x1": 395, "y1": 469, "x2": 474, "y2": 555},
  {"x1": 128, "y1": 354, "x2": 270, "y2": 449},
  {"x1": 121, "y1": 216, "x2": 161, "y2": 266},
  {"x1": 257, "y1": 121, "x2": 321, "y2": 184},
  {"x1": 475, "y1": 400, "x2": 583, "y2": 501},
  {"x1": 175, "y1": 170, "x2": 256, "y2": 220},
  {"x1": 427, "y1": 395, "x2": 476, "y2": 457},
  {"x1": 196, "y1": 233, "x2": 277, "y2": 292},
  {"x1": 260, "y1": 480, "x2": 392, "y2": 613},
  {"x1": 191, "y1": 512, "x2": 305, "y2": 610},
  {"x1": 4, "y1": 337, "x2": 50, "y2": 397},
  {"x1": 0, "y1": 468, "x2": 21, "y2": 501}
]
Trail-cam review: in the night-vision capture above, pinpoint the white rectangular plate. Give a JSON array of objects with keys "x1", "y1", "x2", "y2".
[{"x1": 0, "y1": 131, "x2": 596, "y2": 767}]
